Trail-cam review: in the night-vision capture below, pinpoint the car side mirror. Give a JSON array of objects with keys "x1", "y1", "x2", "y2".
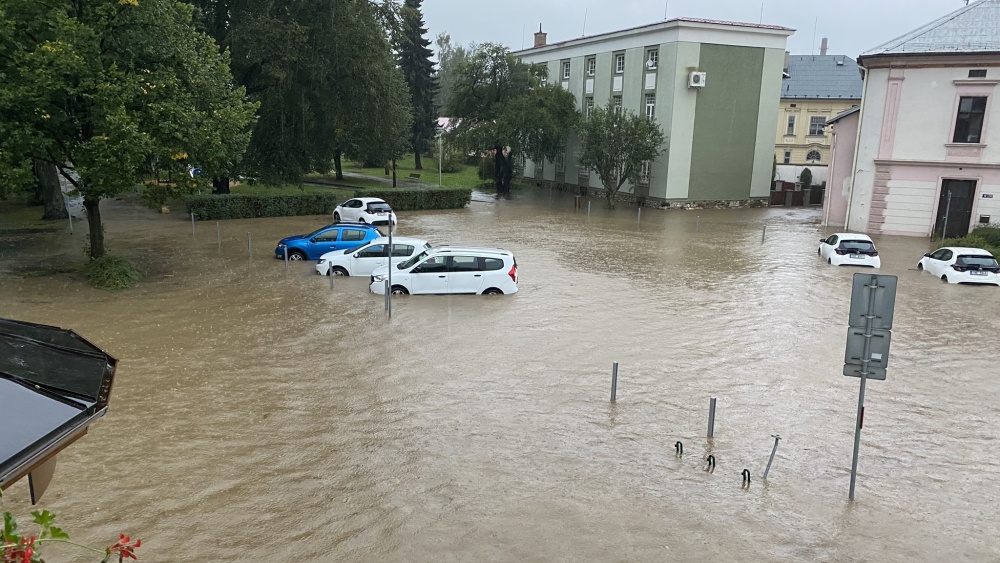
[
  {"x1": 924, "y1": 252, "x2": 932, "y2": 257},
  {"x1": 819, "y1": 238, "x2": 826, "y2": 243}
]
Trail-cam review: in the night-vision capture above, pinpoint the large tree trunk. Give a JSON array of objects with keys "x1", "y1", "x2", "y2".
[
  {"x1": 83, "y1": 196, "x2": 105, "y2": 260},
  {"x1": 493, "y1": 145, "x2": 513, "y2": 197},
  {"x1": 414, "y1": 150, "x2": 423, "y2": 170},
  {"x1": 34, "y1": 159, "x2": 68, "y2": 220},
  {"x1": 333, "y1": 149, "x2": 344, "y2": 180},
  {"x1": 212, "y1": 176, "x2": 231, "y2": 194}
]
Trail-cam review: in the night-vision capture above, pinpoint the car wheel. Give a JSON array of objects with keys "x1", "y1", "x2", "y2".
[
  {"x1": 390, "y1": 285, "x2": 408, "y2": 295},
  {"x1": 483, "y1": 288, "x2": 503, "y2": 295},
  {"x1": 330, "y1": 267, "x2": 348, "y2": 276},
  {"x1": 917, "y1": 263, "x2": 923, "y2": 271},
  {"x1": 333, "y1": 212, "x2": 341, "y2": 222},
  {"x1": 289, "y1": 250, "x2": 306, "y2": 261},
  {"x1": 941, "y1": 275, "x2": 949, "y2": 283}
]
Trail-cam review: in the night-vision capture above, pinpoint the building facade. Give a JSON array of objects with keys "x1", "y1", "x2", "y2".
[
  {"x1": 512, "y1": 19, "x2": 792, "y2": 205},
  {"x1": 774, "y1": 49, "x2": 862, "y2": 188},
  {"x1": 826, "y1": 0, "x2": 1000, "y2": 237}
]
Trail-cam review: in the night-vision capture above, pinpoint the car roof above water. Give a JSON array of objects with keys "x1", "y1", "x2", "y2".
[
  {"x1": 833, "y1": 233, "x2": 874, "y2": 241},
  {"x1": 426, "y1": 245, "x2": 512, "y2": 256},
  {"x1": 367, "y1": 236, "x2": 428, "y2": 245},
  {"x1": 943, "y1": 246, "x2": 994, "y2": 256}
]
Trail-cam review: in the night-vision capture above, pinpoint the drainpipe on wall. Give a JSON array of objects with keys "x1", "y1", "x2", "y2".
[{"x1": 844, "y1": 65, "x2": 870, "y2": 232}]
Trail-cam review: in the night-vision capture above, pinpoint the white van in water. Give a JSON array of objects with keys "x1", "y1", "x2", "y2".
[{"x1": 369, "y1": 246, "x2": 518, "y2": 295}]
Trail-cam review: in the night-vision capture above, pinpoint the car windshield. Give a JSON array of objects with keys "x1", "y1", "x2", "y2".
[
  {"x1": 840, "y1": 240, "x2": 875, "y2": 253},
  {"x1": 957, "y1": 255, "x2": 998, "y2": 268},
  {"x1": 398, "y1": 250, "x2": 430, "y2": 269},
  {"x1": 368, "y1": 202, "x2": 391, "y2": 213}
]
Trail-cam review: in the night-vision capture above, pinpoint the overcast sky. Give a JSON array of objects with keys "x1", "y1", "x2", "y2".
[{"x1": 422, "y1": 0, "x2": 967, "y2": 59}]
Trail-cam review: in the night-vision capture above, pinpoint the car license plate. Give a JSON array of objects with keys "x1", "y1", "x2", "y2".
[
  {"x1": 850, "y1": 254, "x2": 863, "y2": 259},
  {"x1": 971, "y1": 270, "x2": 987, "y2": 276},
  {"x1": 376, "y1": 212, "x2": 386, "y2": 215}
]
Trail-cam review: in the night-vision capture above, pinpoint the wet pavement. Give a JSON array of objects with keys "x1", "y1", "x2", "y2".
[{"x1": 1, "y1": 190, "x2": 998, "y2": 561}]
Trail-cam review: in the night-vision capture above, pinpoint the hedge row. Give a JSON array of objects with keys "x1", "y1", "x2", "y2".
[{"x1": 183, "y1": 187, "x2": 471, "y2": 220}]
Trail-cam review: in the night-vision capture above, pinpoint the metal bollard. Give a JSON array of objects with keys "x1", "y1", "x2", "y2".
[
  {"x1": 217, "y1": 222, "x2": 221, "y2": 252},
  {"x1": 247, "y1": 232, "x2": 252, "y2": 258},
  {"x1": 761, "y1": 225, "x2": 767, "y2": 244},
  {"x1": 68, "y1": 213, "x2": 73, "y2": 234},
  {"x1": 696, "y1": 215, "x2": 701, "y2": 232},
  {"x1": 637, "y1": 207, "x2": 641, "y2": 223},
  {"x1": 610, "y1": 361, "x2": 619, "y2": 402},
  {"x1": 588, "y1": 201, "x2": 591, "y2": 216},
  {"x1": 384, "y1": 280, "x2": 389, "y2": 310},
  {"x1": 191, "y1": 212, "x2": 195, "y2": 235},
  {"x1": 708, "y1": 397, "x2": 717, "y2": 438},
  {"x1": 283, "y1": 246, "x2": 288, "y2": 271},
  {"x1": 329, "y1": 267, "x2": 335, "y2": 289},
  {"x1": 763, "y1": 435, "x2": 781, "y2": 480}
]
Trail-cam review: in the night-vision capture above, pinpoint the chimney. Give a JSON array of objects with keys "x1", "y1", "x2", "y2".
[
  {"x1": 533, "y1": 24, "x2": 547, "y2": 48},
  {"x1": 820, "y1": 37, "x2": 828, "y2": 56}
]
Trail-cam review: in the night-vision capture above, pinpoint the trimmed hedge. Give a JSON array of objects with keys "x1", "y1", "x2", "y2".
[{"x1": 183, "y1": 187, "x2": 471, "y2": 220}]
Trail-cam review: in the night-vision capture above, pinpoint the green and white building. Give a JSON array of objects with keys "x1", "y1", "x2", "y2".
[{"x1": 513, "y1": 19, "x2": 793, "y2": 205}]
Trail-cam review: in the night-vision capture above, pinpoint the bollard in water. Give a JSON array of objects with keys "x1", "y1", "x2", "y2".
[
  {"x1": 587, "y1": 201, "x2": 591, "y2": 216},
  {"x1": 761, "y1": 225, "x2": 767, "y2": 244},
  {"x1": 283, "y1": 245, "x2": 288, "y2": 271},
  {"x1": 637, "y1": 207, "x2": 641, "y2": 223},
  {"x1": 674, "y1": 441, "x2": 683, "y2": 456},
  {"x1": 191, "y1": 212, "x2": 195, "y2": 235},
  {"x1": 742, "y1": 469, "x2": 751, "y2": 487},
  {"x1": 247, "y1": 232, "x2": 252, "y2": 258},
  {"x1": 68, "y1": 213, "x2": 73, "y2": 234},
  {"x1": 329, "y1": 266, "x2": 335, "y2": 289},
  {"x1": 708, "y1": 397, "x2": 717, "y2": 438},
  {"x1": 217, "y1": 222, "x2": 221, "y2": 252},
  {"x1": 610, "y1": 361, "x2": 619, "y2": 402},
  {"x1": 696, "y1": 215, "x2": 701, "y2": 232},
  {"x1": 384, "y1": 280, "x2": 389, "y2": 311},
  {"x1": 763, "y1": 435, "x2": 781, "y2": 480}
]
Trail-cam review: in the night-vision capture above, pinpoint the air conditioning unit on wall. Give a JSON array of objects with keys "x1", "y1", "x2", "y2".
[{"x1": 688, "y1": 71, "x2": 706, "y2": 88}]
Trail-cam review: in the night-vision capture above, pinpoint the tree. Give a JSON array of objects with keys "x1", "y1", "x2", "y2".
[
  {"x1": 396, "y1": 0, "x2": 437, "y2": 170},
  {"x1": 433, "y1": 33, "x2": 467, "y2": 117},
  {"x1": 800, "y1": 167, "x2": 813, "y2": 189},
  {"x1": 33, "y1": 160, "x2": 68, "y2": 220},
  {"x1": 447, "y1": 43, "x2": 578, "y2": 196},
  {"x1": 0, "y1": 0, "x2": 257, "y2": 259},
  {"x1": 577, "y1": 101, "x2": 666, "y2": 208}
]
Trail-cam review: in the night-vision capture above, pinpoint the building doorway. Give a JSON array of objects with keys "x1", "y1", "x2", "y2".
[{"x1": 935, "y1": 179, "x2": 977, "y2": 239}]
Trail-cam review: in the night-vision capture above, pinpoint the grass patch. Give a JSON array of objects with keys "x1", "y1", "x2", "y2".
[
  {"x1": 83, "y1": 255, "x2": 141, "y2": 290},
  {"x1": 0, "y1": 198, "x2": 58, "y2": 231},
  {"x1": 343, "y1": 153, "x2": 491, "y2": 189}
]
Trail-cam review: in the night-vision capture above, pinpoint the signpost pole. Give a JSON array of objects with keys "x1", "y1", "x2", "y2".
[
  {"x1": 387, "y1": 216, "x2": 393, "y2": 319},
  {"x1": 849, "y1": 275, "x2": 878, "y2": 500}
]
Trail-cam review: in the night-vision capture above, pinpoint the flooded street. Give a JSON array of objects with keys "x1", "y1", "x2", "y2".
[{"x1": 2, "y1": 190, "x2": 999, "y2": 561}]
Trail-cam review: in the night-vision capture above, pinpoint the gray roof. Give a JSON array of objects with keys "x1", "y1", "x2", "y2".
[
  {"x1": 826, "y1": 105, "x2": 860, "y2": 126},
  {"x1": 862, "y1": 0, "x2": 1000, "y2": 58},
  {"x1": 781, "y1": 55, "x2": 863, "y2": 100}
]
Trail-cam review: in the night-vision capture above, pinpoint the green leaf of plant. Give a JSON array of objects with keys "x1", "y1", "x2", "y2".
[
  {"x1": 48, "y1": 525, "x2": 69, "y2": 539},
  {"x1": 3, "y1": 511, "x2": 18, "y2": 543},
  {"x1": 32, "y1": 509, "x2": 56, "y2": 528}
]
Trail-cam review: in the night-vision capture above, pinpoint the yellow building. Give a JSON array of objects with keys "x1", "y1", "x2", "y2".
[{"x1": 774, "y1": 50, "x2": 862, "y2": 185}]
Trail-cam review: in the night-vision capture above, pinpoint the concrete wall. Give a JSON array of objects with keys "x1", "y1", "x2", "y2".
[{"x1": 823, "y1": 110, "x2": 858, "y2": 227}]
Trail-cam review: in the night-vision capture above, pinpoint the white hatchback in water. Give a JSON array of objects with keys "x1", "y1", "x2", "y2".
[
  {"x1": 315, "y1": 236, "x2": 431, "y2": 277},
  {"x1": 918, "y1": 247, "x2": 1000, "y2": 285},
  {"x1": 369, "y1": 246, "x2": 518, "y2": 295},
  {"x1": 818, "y1": 233, "x2": 881, "y2": 268}
]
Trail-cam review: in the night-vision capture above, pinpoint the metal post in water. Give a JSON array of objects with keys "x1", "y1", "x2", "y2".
[
  {"x1": 696, "y1": 215, "x2": 701, "y2": 232},
  {"x1": 761, "y1": 225, "x2": 767, "y2": 244},
  {"x1": 217, "y1": 222, "x2": 221, "y2": 252},
  {"x1": 849, "y1": 276, "x2": 879, "y2": 500},
  {"x1": 68, "y1": 213, "x2": 73, "y2": 234},
  {"x1": 763, "y1": 434, "x2": 781, "y2": 480},
  {"x1": 283, "y1": 245, "x2": 288, "y2": 271},
  {"x1": 708, "y1": 397, "x2": 717, "y2": 438},
  {"x1": 610, "y1": 361, "x2": 619, "y2": 401},
  {"x1": 387, "y1": 217, "x2": 393, "y2": 318},
  {"x1": 191, "y1": 212, "x2": 195, "y2": 235},
  {"x1": 384, "y1": 280, "x2": 389, "y2": 310},
  {"x1": 247, "y1": 232, "x2": 252, "y2": 258},
  {"x1": 637, "y1": 207, "x2": 641, "y2": 223},
  {"x1": 330, "y1": 265, "x2": 335, "y2": 289}
]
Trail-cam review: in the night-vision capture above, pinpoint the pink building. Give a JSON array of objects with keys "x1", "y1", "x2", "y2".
[{"x1": 825, "y1": 0, "x2": 1000, "y2": 238}]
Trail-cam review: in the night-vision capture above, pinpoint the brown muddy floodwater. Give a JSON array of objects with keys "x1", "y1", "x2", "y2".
[{"x1": 1, "y1": 190, "x2": 999, "y2": 562}]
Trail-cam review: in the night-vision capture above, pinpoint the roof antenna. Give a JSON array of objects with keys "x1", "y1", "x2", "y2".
[
  {"x1": 664, "y1": 0, "x2": 668, "y2": 20},
  {"x1": 582, "y1": 8, "x2": 587, "y2": 36}
]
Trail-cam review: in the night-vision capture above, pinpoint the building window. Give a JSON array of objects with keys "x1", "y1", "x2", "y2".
[
  {"x1": 645, "y1": 94, "x2": 655, "y2": 121},
  {"x1": 953, "y1": 96, "x2": 987, "y2": 143},
  {"x1": 613, "y1": 95, "x2": 622, "y2": 114},
  {"x1": 562, "y1": 61, "x2": 571, "y2": 80},
  {"x1": 786, "y1": 115, "x2": 795, "y2": 135},
  {"x1": 806, "y1": 150, "x2": 821, "y2": 162},
  {"x1": 783, "y1": 151, "x2": 791, "y2": 164},
  {"x1": 586, "y1": 57, "x2": 596, "y2": 76},
  {"x1": 969, "y1": 69, "x2": 987, "y2": 78},
  {"x1": 639, "y1": 161, "x2": 651, "y2": 185},
  {"x1": 615, "y1": 53, "x2": 625, "y2": 74},
  {"x1": 808, "y1": 116, "x2": 826, "y2": 136},
  {"x1": 645, "y1": 50, "x2": 658, "y2": 70},
  {"x1": 585, "y1": 97, "x2": 594, "y2": 119}
]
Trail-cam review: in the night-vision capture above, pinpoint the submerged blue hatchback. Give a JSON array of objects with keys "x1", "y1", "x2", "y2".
[{"x1": 274, "y1": 222, "x2": 382, "y2": 261}]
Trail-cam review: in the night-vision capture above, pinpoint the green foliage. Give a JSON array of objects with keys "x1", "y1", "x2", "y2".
[
  {"x1": 944, "y1": 225, "x2": 1000, "y2": 256},
  {"x1": 799, "y1": 167, "x2": 813, "y2": 188},
  {"x1": 476, "y1": 157, "x2": 495, "y2": 182},
  {"x1": 438, "y1": 145, "x2": 464, "y2": 173},
  {"x1": 184, "y1": 187, "x2": 470, "y2": 219},
  {"x1": 396, "y1": 0, "x2": 438, "y2": 160},
  {"x1": 577, "y1": 101, "x2": 666, "y2": 206},
  {"x1": 433, "y1": 33, "x2": 468, "y2": 112},
  {"x1": 140, "y1": 181, "x2": 201, "y2": 210},
  {"x1": 84, "y1": 255, "x2": 141, "y2": 290}
]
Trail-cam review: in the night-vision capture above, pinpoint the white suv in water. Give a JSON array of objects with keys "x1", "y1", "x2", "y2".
[
  {"x1": 369, "y1": 246, "x2": 519, "y2": 295},
  {"x1": 315, "y1": 236, "x2": 431, "y2": 277}
]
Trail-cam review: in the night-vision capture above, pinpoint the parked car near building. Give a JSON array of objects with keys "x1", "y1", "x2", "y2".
[
  {"x1": 333, "y1": 198, "x2": 397, "y2": 226},
  {"x1": 274, "y1": 222, "x2": 381, "y2": 261},
  {"x1": 316, "y1": 237, "x2": 432, "y2": 276},
  {"x1": 369, "y1": 246, "x2": 518, "y2": 295},
  {"x1": 918, "y1": 247, "x2": 999, "y2": 285},
  {"x1": 818, "y1": 233, "x2": 881, "y2": 268}
]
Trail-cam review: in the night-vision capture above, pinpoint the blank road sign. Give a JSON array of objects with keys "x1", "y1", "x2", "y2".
[
  {"x1": 849, "y1": 274, "x2": 897, "y2": 330},
  {"x1": 844, "y1": 327, "x2": 892, "y2": 369},
  {"x1": 843, "y1": 363, "x2": 887, "y2": 380}
]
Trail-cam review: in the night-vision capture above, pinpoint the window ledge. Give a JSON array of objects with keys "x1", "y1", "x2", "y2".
[
  {"x1": 945, "y1": 142, "x2": 986, "y2": 148},
  {"x1": 953, "y1": 79, "x2": 1000, "y2": 86}
]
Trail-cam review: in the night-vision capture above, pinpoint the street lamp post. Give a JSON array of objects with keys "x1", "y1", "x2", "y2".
[{"x1": 438, "y1": 134, "x2": 443, "y2": 187}]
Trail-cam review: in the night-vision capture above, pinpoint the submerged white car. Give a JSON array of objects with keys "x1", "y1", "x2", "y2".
[
  {"x1": 818, "y1": 233, "x2": 881, "y2": 268},
  {"x1": 315, "y1": 236, "x2": 431, "y2": 276},
  {"x1": 333, "y1": 197, "x2": 397, "y2": 226},
  {"x1": 918, "y1": 247, "x2": 1000, "y2": 285},
  {"x1": 369, "y1": 246, "x2": 519, "y2": 295}
]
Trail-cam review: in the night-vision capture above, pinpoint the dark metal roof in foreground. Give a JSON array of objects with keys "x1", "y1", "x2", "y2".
[{"x1": 0, "y1": 318, "x2": 117, "y2": 501}]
